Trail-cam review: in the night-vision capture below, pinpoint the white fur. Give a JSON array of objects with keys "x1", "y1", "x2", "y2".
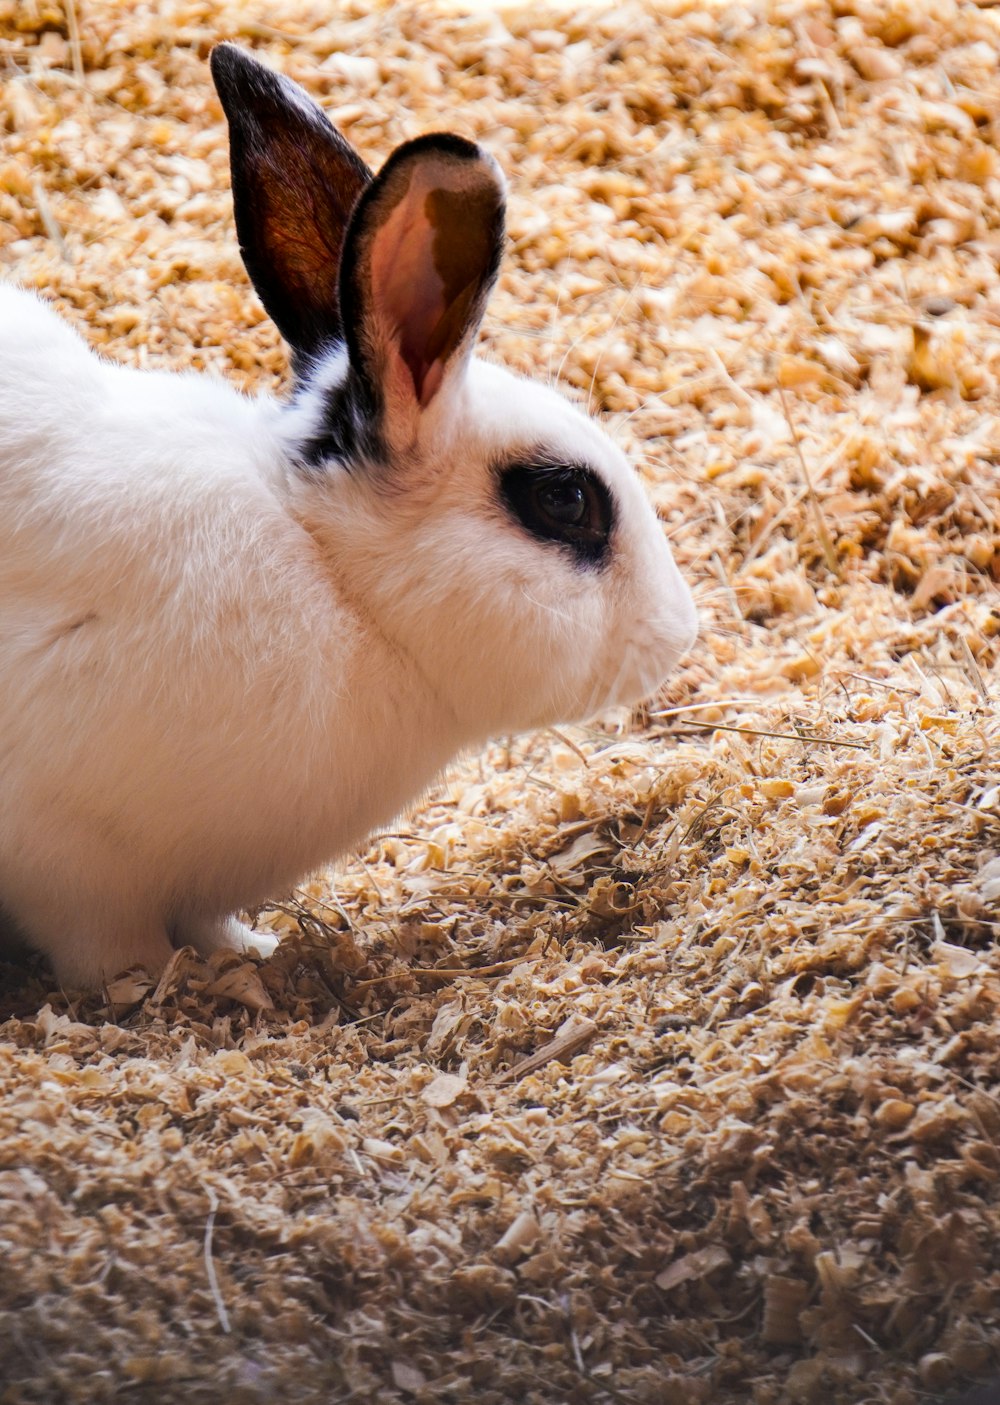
[{"x1": 0, "y1": 282, "x2": 695, "y2": 987}]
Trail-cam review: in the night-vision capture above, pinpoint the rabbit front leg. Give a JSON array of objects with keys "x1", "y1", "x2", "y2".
[
  {"x1": 173, "y1": 913, "x2": 279, "y2": 962},
  {"x1": 14, "y1": 897, "x2": 175, "y2": 991}
]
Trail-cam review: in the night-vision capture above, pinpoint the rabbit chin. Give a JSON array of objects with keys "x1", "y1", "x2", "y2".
[
  {"x1": 426, "y1": 595, "x2": 699, "y2": 741},
  {"x1": 571, "y1": 623, "x2": 699, "y2": 722}
]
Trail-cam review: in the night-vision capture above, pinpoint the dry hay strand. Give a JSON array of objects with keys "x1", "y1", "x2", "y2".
[{"x1": 2, "y1": 1, "x2": 1000, "y2": 1403}]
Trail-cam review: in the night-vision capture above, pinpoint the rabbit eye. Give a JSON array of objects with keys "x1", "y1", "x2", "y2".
[
  {"x1": 500, "y1": 463, "x2": 613, "y2": 566},
  {"x1": 538, "y1": 478, "x2": 587, "y2": 526}
]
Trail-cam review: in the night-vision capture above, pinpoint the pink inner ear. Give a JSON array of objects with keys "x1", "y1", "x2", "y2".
[
  {"x1": 366, "y1": 166, "x2": 498, "y2": 408},
  {"x1": 368, "y1": 186, "x2": 448, "y2": 405}
]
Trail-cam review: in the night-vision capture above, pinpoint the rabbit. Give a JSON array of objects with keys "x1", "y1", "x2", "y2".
[{"x1": 0, "y1": 43, "x2": 697, "y2": 989}]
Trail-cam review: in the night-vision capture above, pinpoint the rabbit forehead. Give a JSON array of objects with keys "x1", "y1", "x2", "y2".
[{"x1": 440, "y1": 357, "x2": 646, "y2": 507}]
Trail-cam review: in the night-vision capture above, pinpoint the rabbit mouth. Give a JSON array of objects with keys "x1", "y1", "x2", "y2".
[{"x1": 583, "y1": 619, "x2": 697, "y2": 717}]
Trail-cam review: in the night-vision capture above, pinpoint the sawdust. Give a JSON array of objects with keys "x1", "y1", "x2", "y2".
[{"x1": 1, "y1": 1, "x2": 999, "y2": 1402}]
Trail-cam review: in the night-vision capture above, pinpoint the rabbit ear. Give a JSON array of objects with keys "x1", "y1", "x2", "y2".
[
  {"x1": 210, "y1": 43, "x2": 373, "y2": 360},
  {"x1": 340, "y1": 134, "x2": 505, "y2": 421}
]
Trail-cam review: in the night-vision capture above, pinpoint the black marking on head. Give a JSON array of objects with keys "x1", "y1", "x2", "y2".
[
  {"x1": 290, "y1": 360, "x2": 385, "y2": 473},
  {"x1": 498, "y1": 457, "x2": 615, "y2": 568}
]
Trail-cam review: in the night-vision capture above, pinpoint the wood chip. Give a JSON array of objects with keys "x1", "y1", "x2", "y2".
[{"x1": 494, "y1": 1015, "x2": 599, "y2": 1085}]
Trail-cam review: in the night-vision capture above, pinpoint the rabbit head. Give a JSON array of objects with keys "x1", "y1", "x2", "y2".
[{"x1": 213, "y1": 44, "x2": 696, "y2": 740}]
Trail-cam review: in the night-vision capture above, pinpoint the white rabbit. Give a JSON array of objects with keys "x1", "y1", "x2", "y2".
[{"x1": 0, "y1": 43, "x2": 697, "y2": 989}]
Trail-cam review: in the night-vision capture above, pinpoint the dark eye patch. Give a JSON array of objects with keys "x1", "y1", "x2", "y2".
[{"x1": 499, "y1": 460, "x2": 614, "y2": 567}]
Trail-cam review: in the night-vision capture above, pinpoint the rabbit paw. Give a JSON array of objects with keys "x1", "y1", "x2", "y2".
[{"x1": 175, "y1": 914, "x2": 279, "y2": 962}]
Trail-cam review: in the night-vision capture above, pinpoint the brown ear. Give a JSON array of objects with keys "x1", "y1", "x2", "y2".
[
  {"x1": 210, "y1": 43, "x2": 372, "y2": 360},
  {"x1": 339, "y1": 134, "x2": 506, "y2": 414}
]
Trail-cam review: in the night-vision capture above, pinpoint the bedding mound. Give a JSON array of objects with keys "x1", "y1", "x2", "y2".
[{"x1": 1, "y1": 1, "x2": 999, "y2": 1401}]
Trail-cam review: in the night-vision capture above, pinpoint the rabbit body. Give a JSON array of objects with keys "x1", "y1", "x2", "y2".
[
  {"x1": 0, "y1": 287, "x2": 460, "y2": 982},
  {"x1": 0, "y1": 47, "x2": 696, "y2": 987}
]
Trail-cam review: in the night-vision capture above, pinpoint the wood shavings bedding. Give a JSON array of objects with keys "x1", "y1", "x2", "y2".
[{"x1": 1, "y1": 1, "x2": 999, "y2": 1401}]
